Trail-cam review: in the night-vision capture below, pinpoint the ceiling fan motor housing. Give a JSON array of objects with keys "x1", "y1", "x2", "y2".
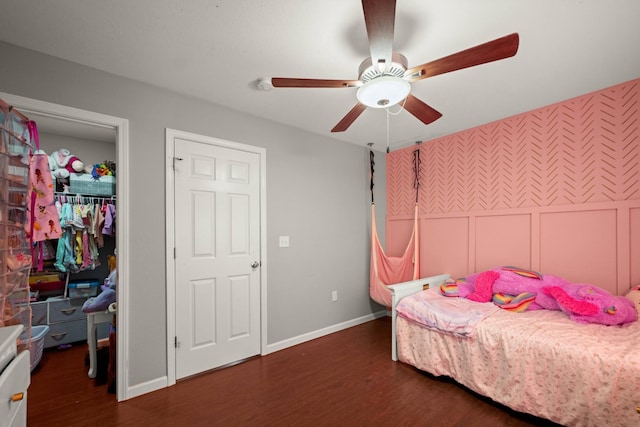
[{"x1": 358, "y1": 52, "x2": 408, "y2": 82}]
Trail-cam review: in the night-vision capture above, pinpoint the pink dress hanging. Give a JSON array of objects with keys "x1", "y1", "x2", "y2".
[{"x1": 25, "y1": 121, "x2": 63, "y2": 270}]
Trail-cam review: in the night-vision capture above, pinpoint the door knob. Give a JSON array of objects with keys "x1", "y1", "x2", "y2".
[{"x1": 251, "y1": 261, "x2": 260, "y2": 269}]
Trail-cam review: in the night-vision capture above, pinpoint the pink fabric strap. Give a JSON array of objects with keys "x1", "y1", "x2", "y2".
[
  {"x1": 27, "y1": 120, "x2": 45, "y2": 271},
  {"x1": 27, "y1": 120, "x2": 39, "y2": 151}
]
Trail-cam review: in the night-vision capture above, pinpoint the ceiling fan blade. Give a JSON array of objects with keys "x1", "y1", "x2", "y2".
[
  {"x1": 331, "y1": 103, "x2": 367, "y2": 132},
  {"x1": 362, "y1": 0, "x2": 396, "y2": 72},
  {"x1": 271, "y1": 78, "x2": 361, "y2": 88},
  {"x1": 405, "y1": 33, "x2": 520, "y2": 82},
  {"x1": 403, "y1": 94, "x2": 443, "y2": 125}
]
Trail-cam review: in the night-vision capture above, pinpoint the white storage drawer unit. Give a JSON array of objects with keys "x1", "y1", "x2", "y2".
[
  {"x1": 0, "y1": 325, "x2": 29, "y2": 427},
  {"x1": 47, "y1": 298, "x2": 86, "y2": 323},
  {"x1": 31, "y1": 297, "x2": 89, "y2": 349}
]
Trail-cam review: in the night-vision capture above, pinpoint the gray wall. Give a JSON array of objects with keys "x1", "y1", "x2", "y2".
[
  {"x1": 39, "y1": 132, "x2": 116, "y2": 168},
  {"x1": 0, "y1": 42, "x2": 386, "y2": 388}
]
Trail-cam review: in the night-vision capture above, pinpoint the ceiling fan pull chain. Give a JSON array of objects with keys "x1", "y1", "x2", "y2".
[
  {"x1": 386, "y1": 108, "x2": 390, "y2": 153},
  {"x1": 385, "y1": 97, "x2": 407, "y2": 116}
]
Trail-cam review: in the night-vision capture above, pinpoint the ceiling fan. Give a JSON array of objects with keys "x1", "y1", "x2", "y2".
[{"x1": 271, "y1": 0, "x2": 519, "y2": 133}]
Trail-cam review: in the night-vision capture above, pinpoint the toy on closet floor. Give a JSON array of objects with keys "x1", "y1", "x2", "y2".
[
  {"x1": 48, "y1": 148, "x2": 89, "y2": 179},
  {"x1": 82, "y1": 254, "x2": 117, "y2": 313}
]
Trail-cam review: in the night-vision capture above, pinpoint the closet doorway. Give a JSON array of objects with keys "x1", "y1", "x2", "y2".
[
  {"x1": 165, "y1": 129, "x2": 267, "y2": 383},
  {"x1": 1, "y1": 92, "x2": 130, "y2": 401}
]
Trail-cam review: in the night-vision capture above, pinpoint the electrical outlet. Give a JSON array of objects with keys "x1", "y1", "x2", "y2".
[
  {"x1": 279, "y1": 236, "x2": 290, "y2": 247},
  {"x1": 332, "y1": 291, "x2": 338, "y2": 302}
]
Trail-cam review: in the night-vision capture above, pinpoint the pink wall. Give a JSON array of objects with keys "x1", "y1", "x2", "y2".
[{"x1": 386, "y1": 78, "x2": 640, "y2": 295}]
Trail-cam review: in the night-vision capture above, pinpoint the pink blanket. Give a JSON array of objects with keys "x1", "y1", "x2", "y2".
[{"x1": 396, "y1": 288, "x2": 499, "y2": 336}]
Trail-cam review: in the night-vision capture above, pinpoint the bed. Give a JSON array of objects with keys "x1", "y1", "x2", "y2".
[{"x1": 388, "y1": 274, "x2": 640, "y2": 427}]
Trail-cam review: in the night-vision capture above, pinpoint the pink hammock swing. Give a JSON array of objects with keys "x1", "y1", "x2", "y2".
[{"x1": 369, "y1": 149, "x2": 420, "y2": 308}]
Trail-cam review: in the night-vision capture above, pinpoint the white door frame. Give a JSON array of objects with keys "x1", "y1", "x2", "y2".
[
  {"x1": 165, "y1": 128, "x2": 267, "y2": 386},
  {"x1": 0, "y1": 91, "x2": 130, "y2": 401}
]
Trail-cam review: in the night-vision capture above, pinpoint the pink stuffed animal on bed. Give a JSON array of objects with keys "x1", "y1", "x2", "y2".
[
  {"x1": 462, "y1": 268, "x2": 569, "y2": 310},
  {"x1": 542, "y1": 283, "x2": 637, "y2": 325},
  {"x1": 454, "y1": 267, "x2": 638, "y2": 326}
]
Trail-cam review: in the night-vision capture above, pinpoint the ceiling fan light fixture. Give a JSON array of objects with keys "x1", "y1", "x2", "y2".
[{"x1": 356, "y1": 76, "x2": 410, "y2": 108}]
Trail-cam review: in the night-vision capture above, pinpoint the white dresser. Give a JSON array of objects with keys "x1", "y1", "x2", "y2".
[{"x1": 0, "y1": 325, "x2": 29, "y2": 427}]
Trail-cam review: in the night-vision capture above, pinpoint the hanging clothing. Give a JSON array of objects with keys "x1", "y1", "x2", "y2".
[
  {"x1": 52, "y1": 194, "x2": 115, "y2": 273},
  {"x1": 102, "y1": 203, "x2": 116, "y2": 236},
  {"x1": 25, "y1": 121, "x2": 63, "y2": 271},
  {"x1": 93, "y1": 203, "x2": 105, "y2": 247}
]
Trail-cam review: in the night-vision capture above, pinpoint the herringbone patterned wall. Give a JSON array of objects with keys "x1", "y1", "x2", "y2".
[{"x1": 388, "y1": 79, "x2": 640, "y2": 216}]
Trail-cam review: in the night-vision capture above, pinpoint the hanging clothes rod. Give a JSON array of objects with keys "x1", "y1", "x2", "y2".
[{"x1": 54, "y1": 192, "x2": 116, "y2": 204}]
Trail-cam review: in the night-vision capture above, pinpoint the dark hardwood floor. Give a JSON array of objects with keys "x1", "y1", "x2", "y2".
[{"x1": 28, "y1": 317, "x2": 558, "y2": 426}]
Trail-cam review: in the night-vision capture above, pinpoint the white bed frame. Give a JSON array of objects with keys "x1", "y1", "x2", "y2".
[{"x1": 388, "y1": 274, "x2": 451, "y2": 361}]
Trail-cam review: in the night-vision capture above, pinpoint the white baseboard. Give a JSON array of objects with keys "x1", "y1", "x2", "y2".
[
  {"x1": 124, "y1": 376, "x2": 168, "y2": 401},
  {"x1": 264, "y1": 310, "x2": 387, "y2": 355}
]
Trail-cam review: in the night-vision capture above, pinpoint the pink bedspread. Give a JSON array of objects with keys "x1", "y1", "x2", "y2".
[{"x1": 397, "y1": 306, "x2": 640, "y2": 426}]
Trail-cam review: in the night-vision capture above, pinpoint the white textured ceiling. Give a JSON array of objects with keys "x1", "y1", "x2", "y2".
[{"x1": 1, "y1": 0, "x2": 639, "y2": 151}]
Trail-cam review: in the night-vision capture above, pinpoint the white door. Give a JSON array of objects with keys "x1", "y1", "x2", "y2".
[{"x1": 174, "y1": 136, "x2": 261, "y2": 379}]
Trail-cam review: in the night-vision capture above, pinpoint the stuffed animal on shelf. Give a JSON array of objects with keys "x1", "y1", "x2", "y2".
[
  {"x1": 48, "y1": 148, "x2": 87, "y2": 179},
  {"x1": 91, "y1": 160, "x2": 116, "y2": 179}
]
